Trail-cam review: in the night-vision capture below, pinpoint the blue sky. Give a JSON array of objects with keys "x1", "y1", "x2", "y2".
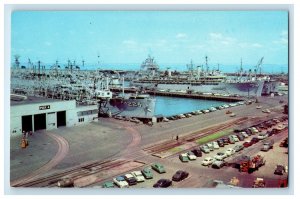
[{"x1": 11, "y1": 11, "x2": 288, "y2": 70}]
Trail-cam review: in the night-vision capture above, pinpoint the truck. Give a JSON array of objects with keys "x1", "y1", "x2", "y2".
[
  {"x1": 261, "y1": 140, "x2": 274, "y2": 152},
  {"x1": 237, "y1": 155, "x2": 266, "y2": 173}
]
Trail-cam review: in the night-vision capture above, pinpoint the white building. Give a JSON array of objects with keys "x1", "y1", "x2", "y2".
[{"x1": 10, "y1": 95, "x2": 98, "y2": 137}]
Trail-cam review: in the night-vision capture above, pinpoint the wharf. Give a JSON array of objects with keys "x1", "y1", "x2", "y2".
[{"x1": 110, "y1": 87, "x2": 244, "y2": 102}]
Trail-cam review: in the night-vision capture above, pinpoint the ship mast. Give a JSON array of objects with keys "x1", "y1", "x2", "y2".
[
  {"x1": 205, "y1": 56, "x2": 209, "y2": 74},
  {"x1": 14, "y1": 55, "x2": 20, "y2": 69}
]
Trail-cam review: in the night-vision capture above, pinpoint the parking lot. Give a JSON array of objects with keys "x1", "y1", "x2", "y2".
[{"x1": 95, "y1": 115, "x2": 289, "y2": 188}]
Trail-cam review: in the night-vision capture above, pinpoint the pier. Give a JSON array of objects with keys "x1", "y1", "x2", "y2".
[{"x1": 110, "y1": 87, "x2": 244, "y2": 102}]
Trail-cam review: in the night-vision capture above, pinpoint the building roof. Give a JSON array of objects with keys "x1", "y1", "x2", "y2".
[{"x1": 10, "y1": 95, "x2": 73, "y2": 106}]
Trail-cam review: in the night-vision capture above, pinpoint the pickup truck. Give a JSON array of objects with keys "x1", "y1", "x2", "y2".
[{"x1": 261, "y1": 140, "x2": 274, "y2": 152}]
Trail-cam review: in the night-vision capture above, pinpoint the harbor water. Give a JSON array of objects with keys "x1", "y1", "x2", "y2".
[{"x1": 154, "y1": 96, "x2": 227, "y2": 117}]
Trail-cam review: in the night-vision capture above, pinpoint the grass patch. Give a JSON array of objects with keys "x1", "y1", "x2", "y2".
[
  {"x1": 196, "y1": 129, "x2": 233, "y2": 145},
  {"x1": 168, "y1": 147, "x2": 183, "y2": 153}
]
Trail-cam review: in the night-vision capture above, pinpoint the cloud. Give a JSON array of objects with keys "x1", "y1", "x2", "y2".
[
  {"x1": 176, "y1": 33, "x2": 187, "y2": 39},
  {"x1": 122, "y1": 40, "x2": 137, "y2": 46},
  {"x1": 273, "y1": 30, "x2": 288, "y2": 45},
  {"x1": 209, "y1": 32, "x2": 235, "y2": 45}
]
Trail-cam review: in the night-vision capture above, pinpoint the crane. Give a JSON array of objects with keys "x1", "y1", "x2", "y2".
[{"x1": 255, "y1": 57, "x2": 264, "y2": 75}]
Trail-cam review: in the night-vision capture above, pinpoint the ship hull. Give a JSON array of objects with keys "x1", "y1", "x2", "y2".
[
  {"x1": 106, "y1": 97, "x2": 156, "y2": 118},
  {"x1": 131, "y1": 81, "x2": 265, "y2": 97}
]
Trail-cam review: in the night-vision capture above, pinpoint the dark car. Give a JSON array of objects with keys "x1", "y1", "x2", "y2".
[
  {"x1": 217, "y1": 139, "x2": 225, "y2": 147},
  {"x1": 172, "y1": 170, "x2": 189, "y2": 181},
  {"x1": 153, "y1": 179, "x2": 172, "y2": 188},
  {"x1": 191, "y1": 148, "x2": 202, "y2": 157},
  {"x1": 124, "y1": 174, "x2": 137, "y2": 186},
  {"x1": 251, "y1": 137, "x2": 260, "y2": 144},
  {"x1": 222, "y1": 137, "x2": 229, "y2": 145},
  {"x1": 211, "y1": 160, "x2": 226, "y2": 169},
  {"x1": 237, "y1": 134, "x2": 245, "y2": 141},
  {"x1": 266, "y1": 131, "x2": 274, "y2": 137},
  {"x1": 233, "y1": 144, "x2": 244, "y2": 152},
  {"x1": 271, "y1": 128, "x2": 281, "y2": 134},
  {"x1": 245, "y1": 129, "x2": 253, "y2": 136},
  {"x1": 274, "y1": 165, "x2": 285, "y2": 175}
]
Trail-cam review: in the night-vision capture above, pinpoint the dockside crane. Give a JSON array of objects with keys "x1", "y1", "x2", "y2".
[{"x1": 255, "y1": 57, "x2": 264, "y2": 75}]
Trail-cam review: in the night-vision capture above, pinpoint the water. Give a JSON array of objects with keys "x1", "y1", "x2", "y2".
[{"x1": 154, "y1": 96, "x2": 227, "y2": 117}]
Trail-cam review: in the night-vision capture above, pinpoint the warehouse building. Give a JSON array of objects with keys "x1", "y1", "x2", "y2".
[{"x1": 10, "y1": 95, "x2": 98, "y2": 137}]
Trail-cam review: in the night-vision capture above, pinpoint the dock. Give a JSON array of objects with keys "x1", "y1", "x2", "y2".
[{"x1": 110, "y1": 87, "x2": 244, "y2": 102}]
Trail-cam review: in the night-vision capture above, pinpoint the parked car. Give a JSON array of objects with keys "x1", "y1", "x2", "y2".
[
  {"x1": 249, "y1": 127, "x2": 259, "y2": 134},
  {"x1": 245, "y1": 129, "x2": 253, "y2": 136},
  {"x1": 240, "y1": 131, "x2": 249, "y2": 138},
  {"x1": 251, "y1": 137, "x2": 260, "y2": 144},
  {"x1": 179, "y1": 153, "x2": 189, "y2": 162},
  {"x1": 124, "y1": 173, "x2": 137, "y2": 186},
  {"x1": 212, "y1": 141, "x2": 220, "y2": 149},
  {"x1": 233, "y1": 144, "x2": 244, "y2": 152},
  {"x1": 200, "y1": 145, "x2": 210, "y2": 153},
  {"x1": 258, "y1": 132, "x2": 268, "y2": 140},
  {"x1": 113, "y1": 176, "x2": 129, "y2": 188},
  {"x1": 102, "y1": 181, "x2": 115, "y2": 188},
  {"x1": 230, "y1": 113, "x2": 236, "y2": 117},
  {"x1": 274, "y1": 165, "x2": 285, "y2": 175},
  {"x1": 243, "y1": 141, "x2": 253, "y2": 148},
  {"x1": 214, "y1": 152, "x2": 227, "y2": 161},
  {"x1": 153, "y1": 179, "x2": 172, "y2": 188},
  {"x1": 217, "y1": 139, "x2": 225, "y2": 147},
  {"x1": 206, "y1": 142, "x2": 214, "y2": 151},
  {"x1": 191, "y1": 148, "x2": 202, "y2": 157},
  {"x1": 237, "y1": 134, "x2": 245, "y2": 141},
  {"x1": 262, "y1": 109, "x2": 271, "y2": 113},
  {"x1": 202, "y1": 157, "x2": 215, "y2": 166},
  {"x1": 141, "y1": 167, "x2": 153, "y2": 179},
  {"x1": 228, "y1": 136, "x2": 235, "y2": 144},
  {"x1": 221, "y1": 137, "x2": 230, "y2": 145},
  {"x1": 230, "y1": 135, "x2": 239, "y2": 142},
  {"x1": 131, "y1": 171, "x2": 145, "y2": 182},
  {"x1": 172, "y1": 170, "x2": 189, "y2": 181},
  {"x1": 261, "y1": 140, "x2": 274, "y2": 152},
  {"x1": 186, "y1": 151, "x2": 197, "y2": 160},
  {"x1": 225, "y1": 148, "x2": 235, "y2": 157},
  {"x1": 212, "y1": 160, "x2": 226, "y2": 169},
  {"x1": 151, "y1": 163, "x2": 166, "y2": 174}
]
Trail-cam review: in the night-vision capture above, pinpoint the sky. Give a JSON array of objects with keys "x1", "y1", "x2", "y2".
[{"x1": 11, "y1": 11, "x2": 288, "y2": 71}]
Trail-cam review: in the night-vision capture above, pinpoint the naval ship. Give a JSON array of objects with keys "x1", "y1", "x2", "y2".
[
  {"x1": 11, "y1": 56, "x2": 156, "y2": 119},
  {"x1": 131, "y1": 55, "x2": 278, "y2": 97}
]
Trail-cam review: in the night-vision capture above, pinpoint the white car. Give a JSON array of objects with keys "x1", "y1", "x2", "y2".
[
  {"x1": 113, "y1": 176, "x2": 129, "y2": 188},
  {"x1": 225, "y1": 148, "x2": 235, "y2": 157},
  {"x1": 214, "y1": 152, "x2": 227, "y2": 161},
  {"x1": 202, "y1": 157, "x2": 215, "y2": 166},
  {"x1": 249, "y1": 127, "x2": 259, "y2": 134},
  {"x1": 240, "y1": 131, "x2": 249, "y2": 138},
  {"x1": 212, "y1": 141, "x2": 220, "y2": 149},
  {"x1": 210, "y1": 107, "x2": 217, "y2": 112},
  {"x1": 203, "y1": 109, "x2": 210, "y2": 113},
  {"x1": 258, "y1": 133, "x2": 268, "y2": 140},
  {"x1": 230, "y1": 135, "x2": 239, "y2": 142},
  {"x1": 256, "y1": 105, "x2": 262, "y2": 109},
  {"x1": 223, "y1": 104, "x2": 230, "y2": 108},
  {"x1": 187, "y1": 152, "x2": 197, "y2": 160},
  {"x1": 131, "y1": 171, "x2": 145, "y2": 182},
  {"x1": 262, "y1": 109, "x2": 271, "y2": 113},
  {"x1": 206, "y1": 142, "x2": 214, "y2": 151}
]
